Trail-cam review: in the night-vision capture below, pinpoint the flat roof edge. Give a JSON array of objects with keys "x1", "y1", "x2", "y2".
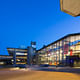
[
  {"x1": 7, "y1": 48, "x2": 27, "y2": 50},
  {"x1": 37, "y1": 33, "x2": 80, "y2": 51}
]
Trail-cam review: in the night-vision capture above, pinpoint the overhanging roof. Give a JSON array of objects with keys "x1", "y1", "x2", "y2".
[{"x1": 60, "y1": 0, "x2": 80, "y2": 17}]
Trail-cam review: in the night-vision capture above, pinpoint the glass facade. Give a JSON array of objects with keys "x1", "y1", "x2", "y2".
[{"x1": 37, "y1": 34, "x2": 80, "y2": 66}]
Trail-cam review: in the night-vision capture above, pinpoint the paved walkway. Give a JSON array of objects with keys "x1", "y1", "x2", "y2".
[{"x1": 0, "y1": 68, "x2": 80, "y2": 80}]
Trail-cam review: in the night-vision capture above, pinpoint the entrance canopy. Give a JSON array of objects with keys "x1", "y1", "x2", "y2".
[{"x1": 60, "y1": 0, "x2": 80, "y2": 17}]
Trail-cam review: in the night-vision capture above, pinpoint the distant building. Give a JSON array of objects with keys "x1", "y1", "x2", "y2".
[
  {"x1": 0, "y1": 55, "x2": 13, "y2": 66},
  {"x1": 0, "y1": 42, "x2": 36, "y2": 68},
  {"x1": 7, "y1": 48, "x2": 27, "y2": 65},
  {"x1": 0, "y1": 48, "x2": 27, "y2": 68}
]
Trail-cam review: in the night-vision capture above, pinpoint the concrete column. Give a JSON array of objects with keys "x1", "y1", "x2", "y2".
[
  {"x1": 62, "y1": 40, "x2": 64, "y2": 65},
  {"x1": 27, "y1": 46, "x2": 34, "y2": 66},
  {"x1": 13, "y1": 49, "x2": 16, "y2": 66}
]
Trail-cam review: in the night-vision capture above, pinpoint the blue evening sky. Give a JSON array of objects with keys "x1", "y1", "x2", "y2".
[{"x1": 0, "y1": 0, "x2": 80, "y2": 55}]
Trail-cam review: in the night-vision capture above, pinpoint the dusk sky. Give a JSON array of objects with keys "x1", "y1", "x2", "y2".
[{"x1": 0, "y1": 0, "x2": 80, "y2": 55}]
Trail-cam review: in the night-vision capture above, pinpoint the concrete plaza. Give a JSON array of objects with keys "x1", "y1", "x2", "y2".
[{"x1": 0, "y1": 68, "x2": 80, "y2": 80}]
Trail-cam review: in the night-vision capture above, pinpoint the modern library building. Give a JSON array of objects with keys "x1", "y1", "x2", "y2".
[{"x1": 37, "y1": 33, "x2": 80, "y2": 67}]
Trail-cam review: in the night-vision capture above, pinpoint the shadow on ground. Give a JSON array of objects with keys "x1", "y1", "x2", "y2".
[{"x1": 32, "y1": 67, "x2": 80, "y2": 74}]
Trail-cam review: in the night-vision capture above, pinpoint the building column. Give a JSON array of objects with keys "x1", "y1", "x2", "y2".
[
  {"x1": 59, "y1": 41, "x2": 61, "y2": 64},
  {"x1": 13, "y1": 49, "x2": 16, "y2": 66},
  {"x1": 27, "y1": 46, "x2": 34, "y2": 66},
  {"x1": 62, "y1": 40, "x2": 64, "y2": 65}
]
